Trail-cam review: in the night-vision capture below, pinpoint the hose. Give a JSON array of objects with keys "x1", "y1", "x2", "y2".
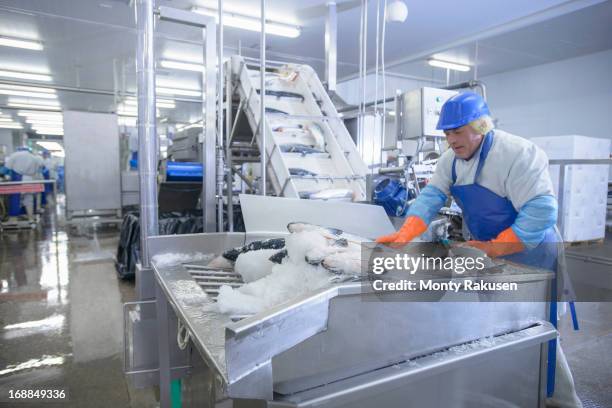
[{"x1": 177, "y1": 320, "x2": 191, "y2": 350}]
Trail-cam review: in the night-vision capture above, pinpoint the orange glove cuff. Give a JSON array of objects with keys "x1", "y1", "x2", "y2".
[
  {"x1": 376, "y1": 216, "x2": 427, "y2": 244},
  {"x1": 399, "y1": 216, "x2": 428, "y2": 236},
  {"x1": 467, "y1": 228, "x2": 525, "y2": 258}
]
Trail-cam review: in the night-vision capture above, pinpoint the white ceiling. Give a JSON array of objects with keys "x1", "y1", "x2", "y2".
[{"x1": 0, "y1": 0, "x2": 610, "y2": 129}]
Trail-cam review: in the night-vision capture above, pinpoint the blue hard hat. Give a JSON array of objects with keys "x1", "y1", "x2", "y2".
[{"x1": 436, "y1": 91, "x2": 490, "y2": 130}]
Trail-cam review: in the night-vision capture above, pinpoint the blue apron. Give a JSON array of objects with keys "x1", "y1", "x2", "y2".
[{"x1": 449, "y1": 131, "x2": 559, "y2": 397}]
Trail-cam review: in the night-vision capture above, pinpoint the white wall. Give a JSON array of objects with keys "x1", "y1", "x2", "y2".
[{"x1": 482, "y1": 49, "x2": 612, "y2": 142}]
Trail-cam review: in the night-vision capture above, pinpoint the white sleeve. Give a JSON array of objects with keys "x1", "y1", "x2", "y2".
[
  {"x1": 505, "y1": 143, "x2": 555, "y2": 210},
  {"x1": 428, "y1": 150, "x2": 454, "y2": 196}
]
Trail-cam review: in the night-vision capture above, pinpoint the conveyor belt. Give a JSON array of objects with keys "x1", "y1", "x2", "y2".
[{"x1": 230, "y1": 56, "x2": 368, "y2": 200}]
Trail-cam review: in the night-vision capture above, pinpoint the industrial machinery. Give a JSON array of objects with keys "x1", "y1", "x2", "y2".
[
  {"x1": 227, "y1": 56, "x2": 368, "y2": 202},
  {"x1": 126, "y1": 195, "x2": 557, "y2": 407}
]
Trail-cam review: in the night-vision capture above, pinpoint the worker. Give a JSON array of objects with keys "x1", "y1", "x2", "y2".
[
  {"x1": 376, "y1": 92, "x2": 581, "y2": 408},
  {"x1": 5, "y1": 146, "x2": 44, "y2": 223},
  {"x1": 41, "y1": 150, "x2": 56, "y2": 207}
]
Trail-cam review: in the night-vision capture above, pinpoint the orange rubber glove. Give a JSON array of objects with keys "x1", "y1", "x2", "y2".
[
  {"x1": 376, "y1": 216, "x2": 428, "y2": 244},
  {"x1": 467, "y1": 227, "x2": 525, "y2": 258}
]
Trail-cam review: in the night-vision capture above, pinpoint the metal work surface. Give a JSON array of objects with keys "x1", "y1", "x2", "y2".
[{"x1": 152, "y1": 240, "x2": 553, "y2": 402}]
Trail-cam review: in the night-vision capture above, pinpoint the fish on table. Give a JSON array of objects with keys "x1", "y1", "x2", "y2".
[
  {"x1": 280, "y1": 143, "x2": 327, "y2": 156},
  {"x1": 206, "y1": 238, "x2": 286, "y2": 269},
  {"x1": 265, "y1": 107, "x2": 290, "y2": 115},
  {"x1": 289, "y1": 167, "x2": 318, "y2": 177},
  {"x1": 256, "y1": 89, "x2": 305, "y2": 102}
]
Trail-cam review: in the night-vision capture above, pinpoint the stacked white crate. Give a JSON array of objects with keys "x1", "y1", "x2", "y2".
[{"x1": 531, "y1": 135, "x2": 610, "y2": 242}]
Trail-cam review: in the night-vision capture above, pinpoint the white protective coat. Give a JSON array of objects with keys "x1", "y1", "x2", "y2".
[
  {"x1": 429, "y1": 129, "x2": 555, "y2": 210},
  {"x1": 5, "y1": 150, "x2": 43, "y2": 177}
]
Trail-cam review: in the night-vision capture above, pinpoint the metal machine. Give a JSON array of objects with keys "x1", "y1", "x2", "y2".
[{"x1": 126, "y1": 195, "x2": 556, "y2": 407}]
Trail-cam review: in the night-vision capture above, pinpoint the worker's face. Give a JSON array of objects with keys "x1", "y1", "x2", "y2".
[{"x1": 444, "y1": 125, "x2": 484, "y2": 159}]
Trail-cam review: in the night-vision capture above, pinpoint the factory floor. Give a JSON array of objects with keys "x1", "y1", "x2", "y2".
[
  {"x1": 0, "y1": 196, "x2": 157, "y2": 407},
  {"x1": 0, "y1": 198, "x2": 610, "y2": 408}
]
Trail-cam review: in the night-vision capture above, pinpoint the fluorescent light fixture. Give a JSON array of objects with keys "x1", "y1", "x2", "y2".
[
  {"x1": 34, "y1": 129, "x2": 64, "y2": 135},
  {"x1": 8, "y1": 103, "x2": 61, "y2": 111},
  {"x1": 9, "y1": 98, "x2": 60, "y2": 107},
  {"x1": 18, "y1": 110, "x2": 63, "y2": 118},
  {"x1": 0, "y1": 69, "x2": 52, "y2": 82},
  {"x1": 156, "y1": 87, "x2": 201, "y2": 97},
  {"x1": 0, "y1": 84, "x2": 55, "y2": 94},
  {"x1": 26, "y1": 117, "x2": 64, "y2": 125},
  {"x1": 192, "y1": 7, "x2": 301, "y2": 38},
  {"x1": 0, "y1": 36, "x2": 43, "y2": 51},
  {"x1": 0, "y1": 118, "x2": 14, "y2": 122},
  {"x1": 427, "y1": 59, "x2": 470, "y2": 72},
  {"x1": 160, "y1": 60, "x2": 203, "y2": 72},
  {"x1": 51, "y1": 151, "x2": 65, "y2": 158},
  {"x1": 0, "y1": 123, "x2": 23, "y2": 129},
  {"x1": 0, "y1": 89, "x2": 57, "y2": 99},
  {"x1": 36, "y1": 141, "x2": 63, "y2": 151},
  {"x1": 32, "y1": 126, "x2": 63, "y2": 131},
  {"x1": 124, "y1": 98, "x2": 175, "y2": 109}
]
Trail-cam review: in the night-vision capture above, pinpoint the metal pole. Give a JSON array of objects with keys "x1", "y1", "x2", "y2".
[
  {"x1": 217, "y1": 0, "x2": 225, "y2": 231},
  {"x1": 136, "y1": 0, "x2": 158, "y2": 269},
  {"x1": 226, "y1": 60, "x2": 234, "y2": 231},
  {"x1": 203, "y1": 14, "x2": 217, "y2": 232},
  {"x1": 557, "y1": 163, "x2": 566, "y2": 240},
  {"x1": 260, "y1": 0, "x2": 267, "y2": 195},
  {"x1": 325, "y1": 2, "x2": 337, "y2": 92}
]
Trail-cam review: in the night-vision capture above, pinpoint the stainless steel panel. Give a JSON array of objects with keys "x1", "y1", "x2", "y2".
[
  {"x1": 63, "y1": 111, "x2": 121, "y2": 212},
  {"x1": 122, "y1": 170, "x2": 140, "y2": 191},
  {"x1": 269, "y1": 323, "x2": 555, "y2": 408},
  {"x1": 271, "y1": 296, "x2": 547, "y2": 395},
  {"x1": 239, "y1": 194, "x2": 394, "y2": 238}
]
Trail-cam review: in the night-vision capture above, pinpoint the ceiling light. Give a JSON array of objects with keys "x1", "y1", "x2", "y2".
[
  {"x1": 26, "y1": 118, "x2": 63, "y2": 124},
  {"x1": 427, "y1": 59, "x2": 470, "y2": 72},
  {"x1": 0, "y1": 36, "x2": 43, "y2": 51},
  {"x1": 34, "y1": 129, "x2": 64, "y2": 135},
  {"x1": 0, "y1": 89, "x2": 57, "y2": 99},
  {"x1": 124, "y1": 98, "x2": 175, "y2": 109},
  {"x1": 32, "y1": 125, "x2": 63, "y2": 131},
  {"x1": 0, "y1": 69, "x2": 52, "y2": 82},
  {"x1": 18, "y1": 110, "x2": 63, "y2": 118},
  {"x1": 160, "y1": 60, "x2": 204, "y2": 72},
  {"x1": 0, "y1": 118, "x2": 13, "y2": 122},
  {"x1": 386, "y1": 1, "x2": 408, "y2": 23},
  {"x1": 26, "y1": 119, "x2": 64, "y2": 127},
  {"x1": 192, "y1": 7, "x2": 301, "y2": 38},
  {"x1": 156, "y1": 87, "x2": 201, "y2": 97},
  {"x1": 51, "y1": 151, "x2": 65, "y2": 158},
  {"x1": 36, "y1": 141, "x2": 63, "y2": 151},
  {"x1": 0, "y1": 84, "x2": 55, "y2": 94},
  {"x1": 9, "y1": 98, "x2": 60, "y2": 107},
  {"x1": 0, "y1": 123, "x2": 23, "y2": 129},
  {"x1": 8, "y1": 103, "x2": 61, "y2": 111}
]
